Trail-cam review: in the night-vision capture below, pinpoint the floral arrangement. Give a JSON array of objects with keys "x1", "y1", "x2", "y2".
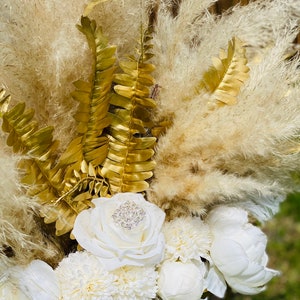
[{"x1": 0, "y1": 0, "x2": 299, "y2": 299}]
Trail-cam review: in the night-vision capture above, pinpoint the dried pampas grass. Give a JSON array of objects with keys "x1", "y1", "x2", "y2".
[
  {"x1": 0, "y1": 0, "x2": 299, "y2": 266},
  {"x1": 0, "y1": 0, "x2": 90, "y2": 149},
  {"x1": 148, "y1": 0, "x2": 300, "y2": 220},
  {"x1": 0, "y1": 142, "x2": 63, "y2": 270}
]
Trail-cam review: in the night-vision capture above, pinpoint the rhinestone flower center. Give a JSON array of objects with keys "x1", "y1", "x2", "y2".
[{"x1": 112, "y1": 200, "x2": 146, "y2": 230}]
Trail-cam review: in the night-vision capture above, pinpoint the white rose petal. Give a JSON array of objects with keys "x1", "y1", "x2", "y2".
[
  {"x1": 207, "y1": 206, "x2": 280, "y2": 295},
  {"x1": 157, "y1": 261, "x2": 206, "y2": 300},
  {"x1": 72, "y1": 192, "x2": 166, "y2": 271}
]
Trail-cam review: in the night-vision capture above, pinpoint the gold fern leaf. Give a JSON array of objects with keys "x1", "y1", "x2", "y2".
[
  {"x1": 0, "y1": 88, "x2": 11, "y2": 117},
  {"x1": 45, "y1": 16, "x2": 116, "y2": 234},
  {"x1": 1, "y1": 102, "x2": 80, "y2": 235},
  {"x1": 58, "y1": 17, "x2": 116, "y2": 170},
  {"x1": 101, "y1": 29, "x2": 156, "y2": 194},
  {"x1": 198, "y1": 37, "x2": 249, "y2": 107}
]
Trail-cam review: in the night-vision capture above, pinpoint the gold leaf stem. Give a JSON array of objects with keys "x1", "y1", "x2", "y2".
[{"x1": 54, "y1": 176, "x2": 110, "y2": 205}]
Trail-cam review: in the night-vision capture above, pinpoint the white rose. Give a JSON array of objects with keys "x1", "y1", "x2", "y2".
[
  {"x1": 157, "y1": 260, "x2": 206, "y2": 300},
  {"x1": 206, "y1": 206, "x2": 280, "y2": 295},
  {"x1": 72, "y1": 192, "x2": 165, "y2": 271}
]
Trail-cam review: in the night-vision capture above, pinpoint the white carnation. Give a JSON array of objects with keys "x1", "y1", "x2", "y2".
[
  {"x1": 55, "y1": 251, "x2": 116, "y2": 300},
  {"x1": 112, "y1": 266, "x2": 158, "y2": 300},
  {"x1": 163, "y1": 216, "x2": 211, "y2": 262}
]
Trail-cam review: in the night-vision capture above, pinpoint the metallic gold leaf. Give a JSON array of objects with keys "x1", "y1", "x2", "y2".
[
  {"x1": 83, "y1": 0, "x2": 110, "y2": 16},
  {"x1": 0, "y1": 89, "x2": 11, "y2": 117},
  {"x1": 59, "y1": 16, "x2": 115, "y2": 172},
  {"x1": 81, "y1": 160, "x2": 89, "y2": 174},
  {"x1": 0, "y1": 18, "x2": 117, "y2": 237},
  {"x1": 58, "y1": 137, "x2": 83, "y2": 166},
  {"x1": 88, "y1": 163, "x2": 96, "y2": 177},
  {"x1": 73, "y1": 191, "x2": 92, "y2": 202},
  {"x1": 0, "y1": 101, "x2": 80, "y2": 235},
  {"x1": 102, "y1": 29, "x2": 156, "y2": 194},
  {"x1": 198, "y1": 37, "x2": 249, "y2": 107}
]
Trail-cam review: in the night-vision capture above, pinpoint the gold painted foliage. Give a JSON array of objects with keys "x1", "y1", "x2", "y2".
[
  {"x1": 58, "y1": 16, "x2": 116, "y2": 171},
  {"x1": 0, "y1": 98, "x2": 105, "y2": 235},
  {"x1": 198, "y1": 37, "x2": 249, "y2": 108},
  {"x1": 1, "y1": 100, "x2": 71, "y2": 235},
  {"x1": 0, "y1": 17, "x2": 116, "y2": 236},
  {"x1": 101, "y1": 28, "x2": 157, "y2": 193},
  {"x1": 0, "y1": 89, "x2": 11, "y2": 117},
  {"x1": 0, "y1": 17, "x2": 251, "y2": 237},
  {"x1": 0, "y1": 18, "x2": 158, "y2": 235}
]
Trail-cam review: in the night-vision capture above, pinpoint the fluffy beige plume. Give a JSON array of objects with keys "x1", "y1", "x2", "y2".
[
  {"x1": 0, "y1": 0, "x2": 91, "y2": 149},
  {"x1": 151, "y1": 0, "x2": 300, "y2": 120},
  {"x1": 0, "y1": 0, "x2": 149, "y2": 151},
  {"x1": 0, "y1": 139, "x2": 63, "y2": 270},
  {"x1": 149, "y1": 0, "x2": 217, "y2": 119},
  {"x1": 88, "y1": 0, "x2": 149, "y2": 56},
  {"x1": 0, "y1": 0, "x2": 299, "y2": 267},
  {"x1": 148, "y1": 0, "x2": 300, "y2": 220}
]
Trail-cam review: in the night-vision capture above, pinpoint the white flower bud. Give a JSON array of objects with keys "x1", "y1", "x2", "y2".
[{"x1": 158, "y1": 261, "x2": 206, "y2": 300}]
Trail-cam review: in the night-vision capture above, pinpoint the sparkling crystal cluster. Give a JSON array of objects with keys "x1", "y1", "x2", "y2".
[{"x1": 112, "y1": 200, "x2": 146, "y2": 230}]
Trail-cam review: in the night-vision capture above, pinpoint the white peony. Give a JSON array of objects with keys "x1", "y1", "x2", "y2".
[
  {"x1": 163, "y1": 216, "x2": 211, "y2": 263},
  {"x1": 157, "y1": 260, "x2": 207, "y2": 300},
  {"x1": 206, "y1": 206, "x2": 280, "y2": 295},
  {"x1": 55, "y1": 251, "x2": 116, "y2": 299},
  {"x1": 72, "y1": 192, "x2": 165, "y2": 271},
  {"x1": 9, "y1": 260, "x2": 59, "y2": 300}
]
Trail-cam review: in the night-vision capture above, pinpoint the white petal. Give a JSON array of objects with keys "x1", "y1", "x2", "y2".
[
  {"x1": 211, "y1": 238, "x2": 249, "y2": 276},
  {"x1": 0, "y1": 279, "x2": 29, "y2": 300},
  {"x1": 158, "y1": 261, "x2": 205, "y2": 300},
  {"x1": 13, "y1": 260, "x2": 59, "y2": 300},
  {"x1": 226, "y1": 276, "x2": 267, "y2": 295},
  {"x1": 207, "y1": 206, "x2": 248, "y2": 229},
  {"x1": 206, "y1": 267, "x2": 227, "y2": 298}
]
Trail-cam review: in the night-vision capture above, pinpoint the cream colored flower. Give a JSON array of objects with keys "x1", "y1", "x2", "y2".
[
  {"x1": 206, "y1": 206, "x2": 280, "y2": 295},
  {"x1": 72, "y1": 192, "x2": 165, "y2": 271},
  {"x1": 0, "y1": 275, "x2": 29, "y2": 300},
  {"x1": 157, "y1": 260, "x2": 207, "y2": 300},
  {"x1": 9, "y1": 260, "x2": 59, "y2": 300},
  {"x1": 163, "y1": 216, "x2": 211, "y2": 263},
  {"x1": 112, "y1": 265, "x2": 158, "y2": 299},
  {"x1": 55, "y1": 251, "x2": 116, "y2": 299}
]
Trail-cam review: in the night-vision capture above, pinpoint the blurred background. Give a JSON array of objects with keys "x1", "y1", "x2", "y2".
[{"x1": 210, "y1": 1, "x2": 300, "y2": 299}]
